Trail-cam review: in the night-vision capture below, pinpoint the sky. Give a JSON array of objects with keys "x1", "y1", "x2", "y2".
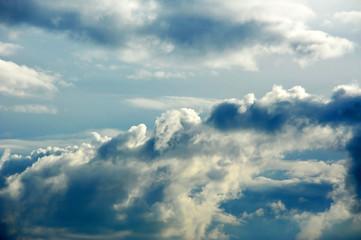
[{"x1": 0, "y1": 0, "x2": 361, "y2": 239}]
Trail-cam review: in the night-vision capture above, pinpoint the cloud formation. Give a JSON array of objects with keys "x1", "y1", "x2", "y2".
[
  {"x1": 0, "y1": 59, "x2": 59, "y2": 98},
  {"x1": 0, "y1": 0, "x2": 355, "y2": 70},
  {"x1": 1, "y1": 84, "x2": 361, "y2": 239}
]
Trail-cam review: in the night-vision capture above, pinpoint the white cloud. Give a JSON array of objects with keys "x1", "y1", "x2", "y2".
[
  {"x1": 334, "y1": 11, "x2": 361, "y2": 26},
  {"x1": 0, "y1": 104, "x2": 58, "y2": 114},
  {"x1": 127, "y1": 69, "x2": 187, "y2": 80},
  {"x1": 287, "y1": 28, "x2": 355, "y2": 67},
  {"x1": 269, "y1": 200, "x2": 287, "y2": 214},
  {"x1": 125, "y1": 96, "x2": 221, "y2": 111},
  {"x1": 332, "y1": 81, "x2": 361, "y2": 97},
  {"x1": 197, "y1": 0, "x2": 355, "y2": 69},
  {"x1": 0, "y1": 41, "x2": 22, "y2": 56},
  {"x1": 242, "y1": 208, "x2": 264, "y2": 218},
  {"x1": 154, "y1": 108, "x2": 201, "y2": 151},
  {"x1": 116, "y1": 36, "x2": 174, "y2": 63},
  {"x1": 295, "y1": 201, "x2": 352, "y2": 240},
  {"x1": 203, "y1": 0, "x2": 315, "y2": 24},
  {"x1": 0, "y1": 148, "x2": 10, "y2": 169},
  {"x1": 0, "y1": 59, "x2": 59, "y2": 98},
  {"x1": 0, "y1": 130, "x2": 118, "y2": 154},
  {"x1": 204, "y1": 45, "x2": 286, "y2": 71}
]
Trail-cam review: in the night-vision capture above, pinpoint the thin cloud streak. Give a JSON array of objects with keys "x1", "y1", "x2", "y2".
[
  {"x1": 0, "y1": 104, "x2": 58, "y2": 114},
  {"x1": 125, "y1": 96, "x2": 221, "y2": 111}
]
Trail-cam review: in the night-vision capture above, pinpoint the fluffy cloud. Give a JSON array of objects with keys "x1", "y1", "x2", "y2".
[
  {"x1": 0, "y1": 0, "x2": 355, "y2": 70},
  {"x1": 0, "y1": 59, "x2": 59, "y2": 98},
  {"x1": 1, "y1": 84, "x2": 361, "y2": 239},
  {"x1": 0, "y1": 40, "x2": 66, "y2": 100}
]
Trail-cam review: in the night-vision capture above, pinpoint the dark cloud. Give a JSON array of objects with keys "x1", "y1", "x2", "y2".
[
  {"x1": 146, "y1": 16, "x2": 265, "y2": 52},
  {"x1": 346, "y1": 131, "x2": 361, "y2": 209},
  {"x1": 0, "y1": 0, "x2": 263, "y2": 52},
  {"x1": 207, "y1": 90, "x2": 361, "y2": 131},
  {"x1": 207, "y1": 88, "x2": 361, "y2": 203},
  {"x1": 206, "y1": 101, "x2": 288, "y2": 132},
  {"x1": 0, "y1": 0, "x2": 126, "y2": 46}
]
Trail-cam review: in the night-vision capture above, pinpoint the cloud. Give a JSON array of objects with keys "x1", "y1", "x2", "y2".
[
  {"x1": 125, "y1": 96, "x2": 221, "y2": 111},
  {"x1": 0, "y1": 41, "x2": 22, "y2": 56},
  {"x1": 269, "y1": 200, "x2": 286, "y2": 215},
  {"x1": 0, "y1": 148, "x2": 10, "y2": 170},
  {"x1": 0, "y1": 130, "x2": 119, "y2": 154},
  {"x1": 334, "y1": 11, "x2": 361, "y2": 26},
  {"x1": 206, "y1": 84, "x2": 361, "y2": 132},
  {"x1": 0, "y1": 104, "x2": 57, "y2": 114},
  {"x1": 294, "y1": 201, "x2": 351, "y2": 240},
  {"x1": 1, "y1": 84, "x2": 361, "y2": 239},
  {"x1": 0, "y1": 0, "x2": 355, "y2": 70},
  {"x1": 0, "y1": 59, "x2": 59, "y2": 98},
  {"x1": 127, "y1": 69, "x2": 188, "y2": 80},
  {"x1": 73, "y1": 49, "x2": 109, "y2": 62}
]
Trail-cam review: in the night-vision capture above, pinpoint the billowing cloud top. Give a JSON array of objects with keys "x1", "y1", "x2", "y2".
[
  {"x1": 1, "y1": 84, "x2": 361, "y2": 239},
  {"x1": 0, "y1": 0, "x2": 355, "y2": 70}
]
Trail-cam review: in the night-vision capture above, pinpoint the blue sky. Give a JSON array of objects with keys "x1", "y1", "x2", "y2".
[{"x1": 0, "y1": 0, "x2": 361, "y2": 239}]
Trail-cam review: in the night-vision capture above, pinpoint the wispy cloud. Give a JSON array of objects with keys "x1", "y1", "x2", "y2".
[
  {"x1": 127, "y1": 69, "x2": 188, "y2": 80},
  {"x1": 334, "y1": 11, "x2": 361, "y2": 26},
  {"x1": 0, "y1": 104, "x2": 58, "y2": 114},
  {"x1": 0, "y1": 41, "x2": 22, "y2": 56},
  {"x1": 125, "y1": 96, "x2": 221, "y2": 111}
]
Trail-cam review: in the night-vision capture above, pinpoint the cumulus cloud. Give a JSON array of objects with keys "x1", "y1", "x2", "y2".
[
  {"x1": 1, "y1": 84, "x2": 361, "y2": 239},
  {"x1": 0, "y1": 0, "x2": 354, "y2": 70}
]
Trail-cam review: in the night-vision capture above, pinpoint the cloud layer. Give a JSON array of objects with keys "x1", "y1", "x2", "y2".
[
  {"x1": 1, "y1": 84, "x2": 361, "y2": 239},
  {"x1": 0, "y1": 0, "x2": 355, "y2": 70}
]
